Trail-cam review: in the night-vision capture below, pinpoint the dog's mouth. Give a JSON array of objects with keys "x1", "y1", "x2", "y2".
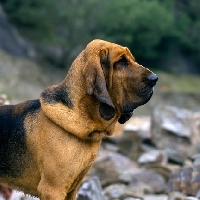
[
  {"x1": 118, "y1": 73, "x2": 158, "y2": 124},
  {"x1": 123, "y1": 89, "x2": 153, "y2": 113},
  {"x1": 118, "y1": 89, "x2": 154, "y2": 124},
  {"x1": 138, "y1": 88, "x2": 154, "y2": 107}
]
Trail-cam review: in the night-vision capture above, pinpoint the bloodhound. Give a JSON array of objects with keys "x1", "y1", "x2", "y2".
[{"x1": 0, "y1": 39, "x2": 158, "y2": 200}]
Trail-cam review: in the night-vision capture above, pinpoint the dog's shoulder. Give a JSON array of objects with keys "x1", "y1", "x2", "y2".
[
  {"x1": 0, "y1": 99, "x2": 41, "y2": 177},
  {"x1": 0, "y1": 99, "x2": 41, "y2": 132}
]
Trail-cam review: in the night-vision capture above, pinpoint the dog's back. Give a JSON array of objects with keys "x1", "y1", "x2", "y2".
[
  {"x1": 0, "y1": 100, "x2": 41, "y2": 178},
  {"x1": 0, "y1": 40, "x2": 157, "y2": 200}
]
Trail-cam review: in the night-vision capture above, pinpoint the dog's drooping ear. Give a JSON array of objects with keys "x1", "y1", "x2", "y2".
[
  {"x1": 93, "y1": 79, "x2": 116, "y2": 121},
  {"x1": 84, "y1": 49, "x2": 116, "y2": 121}
]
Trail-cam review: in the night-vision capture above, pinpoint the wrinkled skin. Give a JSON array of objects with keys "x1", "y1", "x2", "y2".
[{"x1": 0, "y1": 39, "x2": 157, "y2": 200}]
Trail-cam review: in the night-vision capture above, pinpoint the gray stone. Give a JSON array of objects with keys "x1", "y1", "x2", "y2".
[
  {"x1": 144, "y1": 194, "x2": 168, "y2": 200},
  {"x1": 190, "y1": 112, "x2": 200, "y2": 156},
  {"x1": 138, "y1": 150, "x2": 168, "y2": 164},
  {"x1": 77, "y1": 176, "x2": 107, "y2": 200},
  {"x1": 151, "y1": 105, "x2": 194, "y2": 163},
  {"x1": 168, "y1": 191, "x2": 186, "y2": 200},
  {"x1": 167, "y1": 164, "x2": 200, "y2": 196},
  {"x1": 195, "y1": 189, "x2": 200, "y2": 198},
  {"x1": 183, "y1": 197, "x2": 199, "y2": 200},
  {"x1": 116, "y1": 116, "x2": 152, "y2": 161},
  {"x1": 129, "y1": 169, "x2": 166, "y2": 194},
  {"x1": 103, "y1": 184, "x2": 143, "y2": 200},
  {"x1": 88, "y1": 149, "x2": 139, "y2": 186},
  {"x1": 88, "y1": 150, "x2": 166, "y2": 194},
  {"x1": 123, "y1": 116, "x2": 151, "y2": 140}
]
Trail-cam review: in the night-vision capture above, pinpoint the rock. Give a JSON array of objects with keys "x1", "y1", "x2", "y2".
[
  {"x1": 116, "y1": 116, "x2": 152, "y2": 161},
  {"x1": 168, "y1": 192, "x2": 199, "y2": 200},
  {"x1": 191, "y1": 154, "x2": 200, "y2": 164},
  {"x1": 77, "y1": 176, "x2": 107, "y2": 200},
  {"x1": 195, "y1": 190, "x2": 200, "y2": 198},
  {"x1": 0, "y1": 5, "x2": 36, "y2": 58},
  {"x1": 151, "y1": 105, "x2": 200, "y2": 165},
  {"x1": 138, "y1": 150, "x2": 168, "y2": 165},
  {"x1": 167, "y1": 164, "x2": 200, "y2": 196},
  {"x1": 113, "y1": 122, "x2": 125, "y2": 137},
  {"x1": 168, "y1": 191, "x2": 186, "y2": 200},
  {"x1": 183, "y1": 197, "x2": 199, "y2": 200},
  {"x1": 145, "y1": 163, "x2": 179, "y2": 182},
  {"x1": 103, "y1": 184, "x2": 143, "y2": 200},
  {"x1": 114, "y1": 116, "x2": 151, "y2": 161},
  {"x1": 117, "y1": 129, "x2": 143, "y2": 161},
  {"x1": 129, "y1": 169, "x2": 166, "y2": 194},
  {"x1": 151, "y1": 105, "x2": 195, "y2": 164},
  {"x1": 88, "y1": 150, "x2": 166, "y2": 195},
  {"x1": 88, "y1": 149, "x2": 140, "y2": 187},
  {"x1": 190, "y1": 112, "x2": 200, "y2": 156},
  {"x1": 144, "y1": 194, "x2": 168, "y2": 200},
  {"x1": 111, "y1": 116, "x2": 151, "y2": 161},
  {"x1": 123, "y1": 116, "x2": 151, "y2": 140},
  {"x1": 137, "y1": 150, "x2": 175, "y2": 182}
]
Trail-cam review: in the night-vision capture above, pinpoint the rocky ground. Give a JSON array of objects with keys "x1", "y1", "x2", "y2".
[
  {"x1": 77, "y1": 105, "x2": 200, "y2": 200},
  {"x1": 1, "y1": 94, "x2": 200, "y2": 200}
]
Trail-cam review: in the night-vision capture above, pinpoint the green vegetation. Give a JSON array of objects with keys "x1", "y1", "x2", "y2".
[
  {"x1": 155, "y1": 72, "x2": 200, "y2": 92},
  {"x1": 1, "y1": 0, "x2": 200, "y2": 72}
]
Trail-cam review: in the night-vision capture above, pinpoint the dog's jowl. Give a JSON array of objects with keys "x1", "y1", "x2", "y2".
[{"x1": 0, "y1": 39, "x2": 158, "y2": 200}]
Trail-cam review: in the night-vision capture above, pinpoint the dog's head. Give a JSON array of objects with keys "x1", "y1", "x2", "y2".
[
  {"x1": 83, "y1": 39, "x2": 158, "y2": 124},
  {"x1": 40, "y1": 39, "x2": 158, "y2": 139}
]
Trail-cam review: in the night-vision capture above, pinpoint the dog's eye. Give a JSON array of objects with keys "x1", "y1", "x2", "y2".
[{"x1": 115, "y1": 57, "x2": 128, "y2": 67}]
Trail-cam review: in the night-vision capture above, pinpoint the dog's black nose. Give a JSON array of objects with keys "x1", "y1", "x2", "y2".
[{"x1": 146, "y1": 74, "x2": 158, "y2": 87}]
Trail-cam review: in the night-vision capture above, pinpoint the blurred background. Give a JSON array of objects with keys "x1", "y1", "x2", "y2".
[
  {"x1": 0, "y1": 0, "x2": 200, "y2": 114},
  {"x1": 1, "y1": 1, "x2": 200, "y2": 199}
]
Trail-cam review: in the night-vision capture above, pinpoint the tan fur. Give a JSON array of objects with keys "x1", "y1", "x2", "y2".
[{"x1": 0, "y1": 39, "x2": 157, "y2": 200}]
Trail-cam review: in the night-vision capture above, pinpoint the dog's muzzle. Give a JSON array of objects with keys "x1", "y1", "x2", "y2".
[
  {"x1": 137, "y1": 73, "x2": 158, "y2": 97},
  {"x1": 146, "y1": 74, "x2": 158, "y2": 87},
  {"x1": 118, "y1": 73, "x2": 158, "y2": 124}
]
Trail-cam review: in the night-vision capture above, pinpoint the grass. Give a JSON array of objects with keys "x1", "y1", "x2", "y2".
[{"x1": 155, "y1": 71, "x2": 200, "y2": 93}]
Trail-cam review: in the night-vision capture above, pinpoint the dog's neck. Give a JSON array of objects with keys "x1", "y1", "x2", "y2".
[{"x1": 40, "y1": 65, "x2": 118, "y2": 142}]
